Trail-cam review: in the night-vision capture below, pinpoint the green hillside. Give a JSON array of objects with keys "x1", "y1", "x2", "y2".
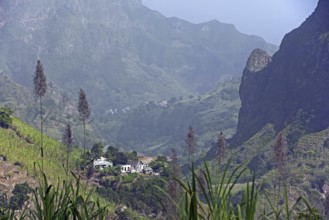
[
  {"x1": 1, "y1": 70, "x2": 240, "y2": 156},
  {"x1": 100, "y1": 78, "x2": 241, "y2": 155},
  {"x1": 0, "y1": 73, "x2": 100, "y2": 149},
  {"x1": 0, "y1": 117, "x2": 78, "y2": 180},
  {"x1": 0, "y1": 113, "x2": 147, "y2": 219}
]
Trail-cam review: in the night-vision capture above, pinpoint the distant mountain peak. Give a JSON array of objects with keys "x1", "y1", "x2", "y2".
[{"x1": 112, "y1": 0, "x2": 143, "y2": 9}]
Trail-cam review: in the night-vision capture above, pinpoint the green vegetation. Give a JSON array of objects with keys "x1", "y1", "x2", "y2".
[
  {"x1": 104, "y1": 146, "x2": 129, "y2": 166},
  {"x1": 30, "y1": 173, "x2": 108, "y2": 220},
  {"x1": 0, "y1": 117, "x2": 78, "y2": 180},
  {"x1": 0, "y1": 172, "x2": 108, "y2": 220},
  {"x1": 78, "y1": 89, "x2": 91, "y2": 153},
  {"x1": 0, "y1": 107, "x2": 13, "y2": 128},
  {"x1": 97, "y1": 175, "x2": 167, "y2": 217},
  {"x1": 113, "y1": 78, "x2": 241, "y2": 156},
  {"x1": 84, "y1": 145, "x2": 171, "y2": 217},
  {"x1": 9, "y1": 183, "x2": 32, "y2": 210},
  {"x1": 149, "y1": 156, "x2": 169, "y2": 176},
  {"x1": 33, "y1": 60, "x2": 48, "y2": 171},
  {"x1": 1, "y1": 64, "x2": 240, "y2": 157},
  {"x1": 0, "y1": 115, "x2": 146, "y2": 219},
  {"x1": 203, "y1": 122, "x2": 329, "y2": 219},
  {"x1": 175, "y1": 161, "x2": 320, "y2": 219},
  {"x1": 0, "y1": 74, "x2": 98, "y2": 151}
]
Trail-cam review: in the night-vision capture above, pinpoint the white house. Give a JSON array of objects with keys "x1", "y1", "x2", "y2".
[
  {"x1": 135, "y1": 161, "x2": 147, "y2": 173},
  {"x1": 93, "y1": 157, "x2": 113, "y2": 170},
  {"x1": 144, "y1": 167, "x2": 153, "y2": 175},
  {"x1": 120, "y1": 164, "x2": 132, "y2": 173},
  {"x1": 120, "y1": 160, "x2": 154, "y2": 174}
]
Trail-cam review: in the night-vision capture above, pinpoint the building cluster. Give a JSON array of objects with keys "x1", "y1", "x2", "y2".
[{"x1": 93, "y1": 157, "x2": 157, "y2": 175}]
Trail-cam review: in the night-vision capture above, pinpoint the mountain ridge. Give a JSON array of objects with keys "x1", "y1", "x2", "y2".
[
  {"x1": 231, "y1": 0, "x2": 329, "y2": 145},
  {"x1": 0, "y1": 0, "x2": 276, "y2": 153}
]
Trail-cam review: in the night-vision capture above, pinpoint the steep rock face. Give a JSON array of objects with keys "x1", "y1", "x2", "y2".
[{"x1": 233, "y1": 0, "x2": 329, "y2": 145}]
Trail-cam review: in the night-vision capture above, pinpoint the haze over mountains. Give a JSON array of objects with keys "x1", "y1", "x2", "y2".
[
  {"x1": 0, "y1": 0, "x2": 277, "y2": 152},
  {"x1": 2, "y1": 0, "x2": 329, "y2": 217}
]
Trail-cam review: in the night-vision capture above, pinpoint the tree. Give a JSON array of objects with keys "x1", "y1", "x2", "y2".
[
  {"x1": 273, "y1": 132, "x2": 288, "y2": 187},
  {"x1": 216, "y1": 132, "x2": 226, "y2": 166},
  {"x1": 186, "y1": 126, "x2": 196, "y2": 164},
  {"x1": 90, "y1": 142, "x2": 104, "y2": 159},
  {"x1": 33, "y1": 60, "x2": 47, "y2": 170},
  {"x1": 78, "y1": 89, "x2": 91, "y2": 153},
  {"x1": 126, "y1": 151, "x2": 138, "y2": 160},
  {"x1": 86, "y1": 163, "x2": 95, "y2": 180},
  {"x1": 105, "y1": 146, "x2": 119, "y2": 160},
  {"x1": 166, "y1": 149, "x2": 183, "y2": 219},
  {"x1": 62, "y1": 124, "x2": 73, "y2": 173},
  {"x1": 113, "y1": 152, "x2": 128, "y2": 166},
  {"x1": 149, "y1": 156, "x2": 168, "y2": 173},
  {"x1": 0, "y1": 107, "x2": 13, "y2": 128}
]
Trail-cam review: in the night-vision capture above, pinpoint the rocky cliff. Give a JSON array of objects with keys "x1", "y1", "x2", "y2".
[{"x1": 232, "y1": 0, "x2": 329, "y2": 145}]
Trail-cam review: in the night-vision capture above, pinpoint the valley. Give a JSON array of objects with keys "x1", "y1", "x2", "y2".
[{"x1": 0, "y1": 0, "x2": 329, "y2": 219}]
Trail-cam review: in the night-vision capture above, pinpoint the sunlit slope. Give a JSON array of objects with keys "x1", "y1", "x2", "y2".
[
  {"x1": 0, "y1": 117, "x2": 80, "y2": 180},
  {"x1": 0, "y1": 117, "x2": 148, "y2": 219}
]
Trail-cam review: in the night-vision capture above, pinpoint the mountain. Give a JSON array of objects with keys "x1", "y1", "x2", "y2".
[
  {"x1": 0, "y1": 0, "x2": 276, "y2": 100},
  {"x1": 0, "y1": 0, "x2": 276, "y2": 152},
  {"x1": 203, "y1": 0, "x2": 329, "y2": 206},
  {"x1": 104, "y1": 78, "x2": 240, "y2": 155},
  {"x1": 231, "y1": 0, "x2": 329, "y2": 146}
]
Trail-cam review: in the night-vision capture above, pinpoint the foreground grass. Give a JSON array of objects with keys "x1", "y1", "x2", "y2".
[{"x1": 176, "y1": 161, "x2": 321, "y2": 220}]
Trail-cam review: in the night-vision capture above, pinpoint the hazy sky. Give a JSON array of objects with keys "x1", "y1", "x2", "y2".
[{"x1": 141, "y1": 0, "x2": 318, "y2": 45}]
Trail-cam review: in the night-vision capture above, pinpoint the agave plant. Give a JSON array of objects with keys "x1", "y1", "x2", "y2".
[
  {"x1": 174, "y1": 159, "x2": 320, "y2": 220},
  {"x1": 174, "y1": 160, "x2": 260, "y2": 220},
  {"x1": 30, "y1": 172, "x2": 108, "y2": 220}
]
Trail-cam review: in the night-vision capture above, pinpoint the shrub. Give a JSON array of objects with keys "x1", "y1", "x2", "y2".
[
  {"x1": 14, "y1": 161, "x2": 23, "y2": 167},
  {"x1": 323, "y1": 138, "x2": 329, "y2": 149},
  {"x1": 9, "y1": 182, "x2": 32, "y2": 210},
  {"x1": 0, "y1": 107, "x2": 13, "y2": 128},
  {"x1": 122, "y1": 173, "x2": 138, "y2": 184}
]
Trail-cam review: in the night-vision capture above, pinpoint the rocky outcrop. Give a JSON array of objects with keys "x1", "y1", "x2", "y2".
[
  {"x1": 232, "y1": 0, "x2": 329, "y2": 145},
  {"x1": 0, "y1": 160, "x2": 37, "y2": 196}
]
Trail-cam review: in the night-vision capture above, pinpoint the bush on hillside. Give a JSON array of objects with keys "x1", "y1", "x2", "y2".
[
  {"x1": 9, "y1": 182, "x2": 32, "y2": 210},
  {"x1": 0, "y1": 107, "x2": 13, "y2": 128}
]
